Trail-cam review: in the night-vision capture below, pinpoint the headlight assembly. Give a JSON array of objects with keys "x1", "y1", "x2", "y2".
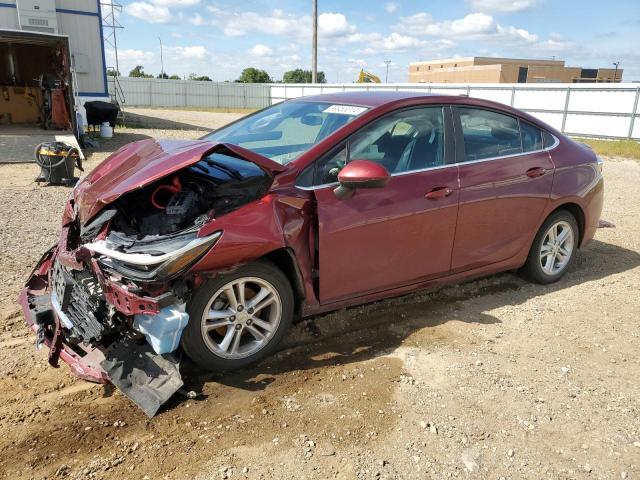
[{"x1": 84, "y1": 231, "x2": 222, "y2": 282}]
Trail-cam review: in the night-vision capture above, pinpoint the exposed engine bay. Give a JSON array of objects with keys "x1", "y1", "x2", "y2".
[
  {"x1": 20, "y1": 147, "x2": 275, "y2": 416},
  {"x1": 110, "y1": 151, "x2": 272, "y2": 238}
]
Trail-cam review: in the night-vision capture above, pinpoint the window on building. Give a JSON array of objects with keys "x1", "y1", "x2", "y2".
[{"x1": 517, "y1": 66, "x2": 529, "y2": 83}]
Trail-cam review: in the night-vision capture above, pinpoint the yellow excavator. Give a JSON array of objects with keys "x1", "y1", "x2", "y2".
[{"x1": 356, "y1": 69, "x2": 381, "y2": 83}]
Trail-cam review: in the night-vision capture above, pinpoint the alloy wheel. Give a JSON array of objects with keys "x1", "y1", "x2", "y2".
[
  {"x1": 539, "y1": 220, "x2": 574, "y2": 276},
  {"x1": 200, "y1": 277, "x2": 282, "y2": 359}
]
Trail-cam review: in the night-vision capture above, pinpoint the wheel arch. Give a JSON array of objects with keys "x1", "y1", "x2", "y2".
[
  {"x1": 548, "y1": 202, "x2": 585, "y2": 247},
  {"x1": 261, "y1": 248, "x2": 306, "y2": 320}
]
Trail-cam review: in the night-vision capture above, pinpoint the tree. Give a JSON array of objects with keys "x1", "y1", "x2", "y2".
[
  {"x1": 157, "y1": 72, "x2": 169, "y2": 79},
  {"x1": 106, "y1": 68, "x2": 120, "y2": 77},
  {"x1": 188, "y1": 73, "x2": 213, "y2": 81},
  {"x1": 237, "y1": 67, "x2": 272, "y2": 83},
  {"x1": 168, "y1": 74, "x2": 181, "y2": 80},
  {"x1": 282, "y1": 69, "x2": 326, "y2": 83},
  {"x1": 128, "y1": 65, "x2": 153, "y2": 78}
]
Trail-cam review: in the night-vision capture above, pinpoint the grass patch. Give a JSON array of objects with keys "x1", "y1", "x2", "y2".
[{"x1": 574, "y1": 138, "x2": 640, "y2": 160}]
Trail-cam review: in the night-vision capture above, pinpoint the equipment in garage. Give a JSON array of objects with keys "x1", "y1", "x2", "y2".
[
  {"x1": 34, "y1": 141, "x2": 83, "y2": 185},
  {"x1": 0, "y1": 29, "x2": 75, "y2": 132}
]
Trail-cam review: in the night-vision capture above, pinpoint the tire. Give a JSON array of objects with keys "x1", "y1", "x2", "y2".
[
  {"x1": 521, "y1": 210, "x2": 579, "y2": 284},
  {"x1": 181, "y1": 260, "x2": 294, "y2": 371}
]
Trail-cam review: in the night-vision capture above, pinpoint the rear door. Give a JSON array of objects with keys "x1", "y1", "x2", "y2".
[
  {"x1": 309, "y1": 106, "x2": 459, "y2": 304},
  {"x1": 451, "y1": 107, "x2": 555, "y2": 271}
]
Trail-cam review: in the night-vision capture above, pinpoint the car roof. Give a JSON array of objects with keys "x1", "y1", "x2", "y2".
[{"x1": 289, "y1": 90, "x2": 448, "y2": 108}]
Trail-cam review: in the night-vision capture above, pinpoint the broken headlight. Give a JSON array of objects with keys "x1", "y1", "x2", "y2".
[{"x1": 84, "y1": 231, "x2": 222, "y2": 282}]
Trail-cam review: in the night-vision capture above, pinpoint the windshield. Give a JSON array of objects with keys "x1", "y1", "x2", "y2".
[{"x1": 203, "y1": 101, "x2": 368, "y2": 165}]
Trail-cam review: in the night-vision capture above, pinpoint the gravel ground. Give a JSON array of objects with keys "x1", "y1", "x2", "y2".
[{"x1": 0, "y1": 109, "x2": 638, "y2": 480}]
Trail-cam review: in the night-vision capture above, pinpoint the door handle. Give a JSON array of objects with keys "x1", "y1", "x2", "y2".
[
  {"x1": 425, "y1": 187, "x2": 453, "y2": 199},
  {"x1": 526, "y1": 167, "x2": 546, "y2": 178}
]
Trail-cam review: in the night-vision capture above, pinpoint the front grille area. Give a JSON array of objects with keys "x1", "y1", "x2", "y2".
[{"x1": 51, "y1": 261, "x2": 110, "y2": 343}]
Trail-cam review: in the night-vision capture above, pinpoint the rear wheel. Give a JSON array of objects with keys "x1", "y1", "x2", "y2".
[
  {"x1": 521, "y1": 210, "x2": 579, "y2": 284},
  {"x1": 181, "y1": 260, "x2": 294, "y2": 371}
]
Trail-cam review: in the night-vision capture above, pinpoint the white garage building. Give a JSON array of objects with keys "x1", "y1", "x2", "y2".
[{"x1": 0, "y1": 0, "x2": 109, "y2": 131}]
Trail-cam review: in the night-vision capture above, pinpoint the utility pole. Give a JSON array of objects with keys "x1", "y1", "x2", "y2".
[
  {"x1": 158, "y1": 36, "x2": 164, "y2": 77},
  {"x1": 311, "y1": 0, "x2": 317, "y2": 83},
  {"x1": 384, "y1": 60, "x2": 391, "y2": 83},
  {"x1": 612, "y1": 61, "x2": 620, "y2": 83}
]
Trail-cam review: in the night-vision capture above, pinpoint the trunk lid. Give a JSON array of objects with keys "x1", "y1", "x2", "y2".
[{"x1": 74, "y1": 139, "x2": 285, "y2": 224}]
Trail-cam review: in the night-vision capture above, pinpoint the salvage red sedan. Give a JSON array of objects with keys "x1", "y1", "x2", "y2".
[{"x1": 20, "y1": 92, "x2": 604, "y2": 415}]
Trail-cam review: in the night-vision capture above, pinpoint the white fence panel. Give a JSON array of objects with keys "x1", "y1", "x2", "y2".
[
  {"x1": 565, "y1": 114, "x2": 630, "y2": 138},
  {"x1": 568, "y1": 89, "x2": 636, "y2": 114},
  {"x1": 513, "y1": 88, "x2": 567, "y2": 111},
  {"x1": 109, "y1": 79, "x2": 640, "y2": 139}
]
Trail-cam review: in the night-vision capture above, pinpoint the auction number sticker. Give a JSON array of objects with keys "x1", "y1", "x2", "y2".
[{"x1": 323, "y1": 105, "x2": 368, "y2": 116}]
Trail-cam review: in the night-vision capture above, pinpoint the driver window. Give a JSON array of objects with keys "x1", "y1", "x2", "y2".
[{"x1": 314, "y1": 107, "x2": 445, "y2": 185}]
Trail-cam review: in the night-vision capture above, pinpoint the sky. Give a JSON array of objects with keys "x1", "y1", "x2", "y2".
[{"x1": 104, "y1": 0, "x2": 640, "y2": 82}]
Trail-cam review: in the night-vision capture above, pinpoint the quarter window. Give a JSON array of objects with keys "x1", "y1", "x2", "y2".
[
  {"x1": 520, "y1": 121, "x2": 543, "y2": 152},
  {"x1": 457, "y1": 107, "x2": 521, "y2": 161},
  {"x1": 313, "y1": 107, "x2": 445, "y2": 185}
]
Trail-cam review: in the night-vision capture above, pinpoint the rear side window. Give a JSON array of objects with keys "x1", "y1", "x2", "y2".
[
  {"x1": 457, "y1": 108, "x2": 521, "y2": 161},
  {"x1": 542, "y1": 130, "x2": 556, "y2": 149},
  {"x1": 520, "y1": 121, "x2": 543, "y2": 152}
]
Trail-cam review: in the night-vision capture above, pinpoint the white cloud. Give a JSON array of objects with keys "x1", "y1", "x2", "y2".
[
  {"x1": 166, "y1": 45, "x2": 209, "y2": 60},
  {"x1": 385, "y1": 2, "x2": 399, "y2": 13},
  {"x1": 394, "y1": 12, "x2": 537, "y2": 44},
  {"x1": 318, "y1": 12, "x2": 356, "y2": 37},
  {"x1": 126, "y1": 2, "x2": 171, "y2": 23},
  {"x1": 468, "y1": 0, "x2": 537, "y2": 12},
  {"x1": 249, "y1": 44, "x2": 274, "y2": 56},
  {"x1": 381, "y1": 32, "x2": 425, "y2": 50},
  {"x1": 189, "y1": 13, "x2": 206, "y2": 25},
  {"x1": 149, "y1": 0, "x2": 200, "y2": 7}
]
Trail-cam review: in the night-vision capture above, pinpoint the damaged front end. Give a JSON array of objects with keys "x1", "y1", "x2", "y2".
[{"x1": 19, "y1": 142, "x2": 276, "y2": 416}]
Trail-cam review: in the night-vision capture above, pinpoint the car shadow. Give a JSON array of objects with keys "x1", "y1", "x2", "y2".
[{"x1": 166, "y1": 239, "x2": 640, "y2": 409}]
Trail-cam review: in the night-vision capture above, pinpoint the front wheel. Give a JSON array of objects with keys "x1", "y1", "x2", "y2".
[
  {"x1": 521, "y1": 210, "x2": 579, "y2": 284},
  {"x1": 181, "y1": 260, "x2": 294, "y2": 371}
]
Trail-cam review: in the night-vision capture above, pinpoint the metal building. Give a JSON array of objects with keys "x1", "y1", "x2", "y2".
[{"x1": 0, "y1": 0, "x2": 108, "y2": 129}]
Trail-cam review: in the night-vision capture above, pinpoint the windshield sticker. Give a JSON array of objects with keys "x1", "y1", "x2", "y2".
[{"x1": 323, "y1": 105, "x2": 368, "y2": 116}]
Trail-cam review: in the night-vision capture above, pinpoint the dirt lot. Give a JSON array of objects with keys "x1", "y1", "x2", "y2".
[{"x1": 0, "y1": 108, "x2": 638, "y2": 480}]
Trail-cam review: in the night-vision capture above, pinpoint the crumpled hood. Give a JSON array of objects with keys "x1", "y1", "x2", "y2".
[{"x1": 74, "y1": 138, "x2": 286, "y2": 224}]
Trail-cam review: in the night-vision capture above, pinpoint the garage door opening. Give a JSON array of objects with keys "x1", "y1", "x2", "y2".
[
  {"x1": 0, "y1": 28, "x2": 80, "y2": 163},
  {"x1": 0, "y1": 29, "x2": 75, "y2": 130}
]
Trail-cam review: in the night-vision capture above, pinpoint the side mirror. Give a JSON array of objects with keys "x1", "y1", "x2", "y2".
[{"x1": 334, "y1": 160, "x2": 390, "y2": 199}]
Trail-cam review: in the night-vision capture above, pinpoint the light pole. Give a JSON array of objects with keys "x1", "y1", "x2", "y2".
[
  {"x1": 158, "y1": 36, "x2": 164, "y2": 78},
  {"x1": 311, "y1": 0, "x2": 317, "y2": 83},
  {"x1": 612, "y1": 61, "x2": 620, "y2": 83},
  {"x1": 384, "y1": 60, "x2": 391, "y2": 83}
]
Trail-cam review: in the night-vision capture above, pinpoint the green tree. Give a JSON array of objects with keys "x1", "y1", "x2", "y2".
[
  {"x1": 157, "y1": 72, "x2": 169, "y2": 79},
  {"x1": 236, "y1": 67, "x2": 272, "y2": 83},
  {"x1": 188, "y1": 73, "x2": 213, "y2": 81},
  {"x1": 168, "y1": 74, "x2": 181, "y2": 80},
  {"x1": 282, "y1": 69, "x2": 326, "y2": 83},
  {"x1": 128, "y1": 65, "x2": 153, "y2": 78},
  {"x1": 106, "y1": 68, "x2": 120, "y2": 77}
]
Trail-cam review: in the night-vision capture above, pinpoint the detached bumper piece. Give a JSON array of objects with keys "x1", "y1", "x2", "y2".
[{"x1": 101, "y1": 339, "x2": 184, "y2": 418}]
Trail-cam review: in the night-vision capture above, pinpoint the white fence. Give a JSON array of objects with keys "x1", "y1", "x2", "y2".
[
  {"x1": 110, "y1": 78, "x2": 640, "y2": 140},
  {"x1": 109, "y1": 77, "x2": 271, "y2": 109}
]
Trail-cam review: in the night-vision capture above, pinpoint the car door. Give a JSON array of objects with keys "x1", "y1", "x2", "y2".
[
  {"x1": 451, "y1": 107, "x2": 555, "y2": 271},
  {"x1": 308, "y1": 106, "x2": 460, "y2": 304}
]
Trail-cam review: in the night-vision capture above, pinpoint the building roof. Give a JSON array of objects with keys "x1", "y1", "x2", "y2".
[{"x1": 410, "y1": 56, "x2": 565, "y2": 67}]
